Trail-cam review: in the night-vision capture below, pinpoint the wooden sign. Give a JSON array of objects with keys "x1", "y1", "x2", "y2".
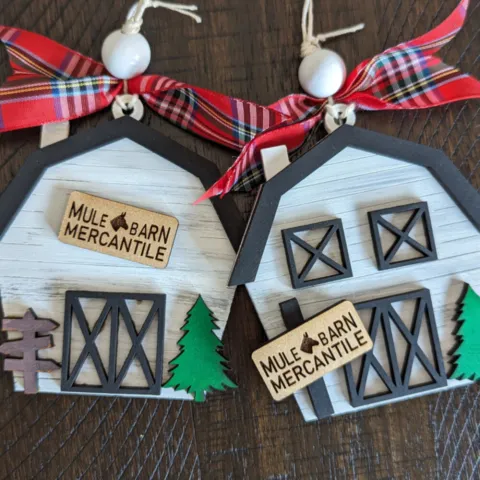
[
  {"x1": 252, "y1": 301, "x2": 373, "y2": 401},
  {"x1": 59, "y1": 192, "x2": 178, "y2": 268}
]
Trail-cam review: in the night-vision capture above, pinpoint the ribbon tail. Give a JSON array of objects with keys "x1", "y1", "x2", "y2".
[
  {"x1": 195, "y1": 142, "x2": 258, "y2": 204},
  {"x1": 337, "y1": 0, "x2": 479, "y2": 110},
  {"x1": 398, "y1": 0, "x2": 470, "y2": 56},
  {"x1": 0, "y1": 26, "x2": 107, "y2": 78},
  {"x1": 195, "y1": 115, "x2": 322, "y2": 203},
  {"x1": 0, "y1": 26, "x2": 121, "y2": 132},
  {"x1": 0, "y1": 76, "x2": 122, "y2": 133}
]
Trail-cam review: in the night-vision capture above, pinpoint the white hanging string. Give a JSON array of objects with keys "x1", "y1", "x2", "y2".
[
  {"x1": 300, "y1": 1, "x2": 364, "y2": 130},
  {"x1": 115, "y1": 1, "x2": 201, "y2": 118},
  {"x1": 122, "y1": 0, "x2": 202, "y2": 35},
  {"x1": 300, "y1": 0, "x2": 364, "y2": 58}
]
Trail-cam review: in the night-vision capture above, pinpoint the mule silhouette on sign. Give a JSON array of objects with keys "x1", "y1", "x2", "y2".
[
  {"x1": 300, "y1": 332, "x2": 319, "y2": 354},
  {"x1": 111, "y1": 212, "x2": 128, "y2": 232}
]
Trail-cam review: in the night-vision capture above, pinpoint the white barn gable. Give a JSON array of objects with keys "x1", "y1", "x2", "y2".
[{"x1": 0, "y1": 119, "x2": 241, "y2": 400}]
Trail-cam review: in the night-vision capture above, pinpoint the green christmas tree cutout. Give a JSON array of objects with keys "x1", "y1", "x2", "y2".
[
  {"x1": 163, "y1": 295, "x2": 237, "y2": 401},
  {"x1": 450, "y1": 284, "x2": 480, "y2": 381}
]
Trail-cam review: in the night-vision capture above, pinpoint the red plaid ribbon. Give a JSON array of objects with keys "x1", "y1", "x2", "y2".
[
  {"x1": 0, "y1": 0, "x2": 478, "y2": 202},
  {"x1": 198, "y1": 0, "x2": 480, "y2": 202},
  {"x1": 0, "y1": 26, "x2": 288, "y2": 150}
]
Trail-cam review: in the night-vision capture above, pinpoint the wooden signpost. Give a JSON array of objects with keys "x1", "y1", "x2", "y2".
[
  {"x1": 252, "y1": 301, "x2": 373, "y2": 401},
  {"x1": 59, "y1": 192, "x2": 179, "y2": 268},
  {"x1": 0, "y1": 309, "x2": 59, "y2": 394}
]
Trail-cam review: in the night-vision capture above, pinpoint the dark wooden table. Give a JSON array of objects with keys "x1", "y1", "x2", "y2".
[{"x1": 0, "y1": 0, "x2": 478, "y2": 478}]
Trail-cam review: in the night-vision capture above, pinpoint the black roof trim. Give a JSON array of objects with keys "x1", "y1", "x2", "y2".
[
  {"x1": 229, "y1": 125, "x2": 480, "y2": 286},
  {"x1": 0, "y1": 116, "x2": 245, "y2": 253}
]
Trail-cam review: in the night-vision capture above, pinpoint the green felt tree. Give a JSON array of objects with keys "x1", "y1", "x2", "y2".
[
  {"x1": 450, "y1": 284, "x2": 480, "y2": 381},
  {"x1": 163, "y1": 295, "x2": 237, "y2": 401}
]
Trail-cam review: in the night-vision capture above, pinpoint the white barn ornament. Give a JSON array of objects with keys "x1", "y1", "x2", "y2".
[
  {"x1": 230, "y1": 126, "x2": 480, "y2": 422},
  {"x1": 0, "y1": 117, "x2": 244, "y2": 400}
]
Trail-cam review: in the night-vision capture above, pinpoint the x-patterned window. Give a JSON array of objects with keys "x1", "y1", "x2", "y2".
[
  {"x1": 343, "y1": 289, "x2": 447, "y2": 407},
  {"x1": 282, "y1": 219, "x2": 352, "y2": 289},
  {"x1": 368, "y1": 201, "x2": 437, "y2": 271},
  {"x1": 61, "y1": 291, "x2": 165, "y2": 395}
]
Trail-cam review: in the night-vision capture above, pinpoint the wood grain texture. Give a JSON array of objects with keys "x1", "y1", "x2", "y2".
[
  {"x1": 0, "y1": 0, "x2": 478, "y2": 478},
  {"x1": 245, "y1": 147, "x2": 480, "y2": 421},
  {"x1": 58, "y1": 191, "x2": 179, "y2": 269},
  {"x1": 1, "y1": 139, "x2": 237, "y2": 399}
]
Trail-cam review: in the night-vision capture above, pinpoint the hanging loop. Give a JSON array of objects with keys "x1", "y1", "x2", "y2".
[
  {"x1": 123, "y1": 0, "x2": 201, "y2": 34},
  {"x1": 300, "y1": 0, "x2": 364, "y2": 57}
]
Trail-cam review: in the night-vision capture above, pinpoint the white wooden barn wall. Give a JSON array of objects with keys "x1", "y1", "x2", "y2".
[
  {"x1": 245, "y1": 147, "x2": 478, "y2": 421},
  {"x1": 0, "y1": 139, "x2": 237, "y2": 400}
]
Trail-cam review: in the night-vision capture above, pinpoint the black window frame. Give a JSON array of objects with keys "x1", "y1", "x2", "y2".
[
  {"x1": 281, "y1": 218, "x2": 353, "y2": 289},
  {"x1": 368, "y1": 201, "x2": 437, "y2": 271}
]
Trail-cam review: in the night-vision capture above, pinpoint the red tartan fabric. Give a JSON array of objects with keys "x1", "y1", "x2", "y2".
[
  {"x1": 198, "y1": 0, "x2": 480, "y2": 201},
  {"x1": 0, "y1": 27, "x2": 288, "y2": 151}
]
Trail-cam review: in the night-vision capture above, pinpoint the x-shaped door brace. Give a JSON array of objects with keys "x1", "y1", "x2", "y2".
[
  {"x1": 65, "y1": 297, "x2": 110, "y2": 389},
  {"x1": 344, "y1": 289, "x2": 447, "y2": 407},
  {"x1": 116, "y1": 301, "x2": 156, "y2": 387},
  {"x1": 61, "y1": 291, "x2": 166, "y2": 395}
]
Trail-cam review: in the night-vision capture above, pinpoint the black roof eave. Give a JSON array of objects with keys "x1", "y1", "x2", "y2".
[{"x1": 229, "y1": 125, "x2": 480, "y2": 286}]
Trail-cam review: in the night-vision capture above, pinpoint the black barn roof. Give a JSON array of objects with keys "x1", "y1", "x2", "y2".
[{"x1": 229, "y1": 125, "x2": 480, "y2": 286}]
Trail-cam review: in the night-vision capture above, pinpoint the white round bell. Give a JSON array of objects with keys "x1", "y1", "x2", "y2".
[
  {"x1": 324, "y1": 102, "x2": 356, "y2": 133},
  {"x1": 298, "y1": 48, "x2": 346, "y2": 98},
  {"x1": 112, "y1": 94, "x2": 144, "y2": 120},
  {"x1": 101, "y1": 29, "x2": 151, "y2": 80}
]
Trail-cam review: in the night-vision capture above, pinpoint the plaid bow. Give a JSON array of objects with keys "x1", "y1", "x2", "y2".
[
  {"x1": 0, "y1": 26, "x2": 289, "y2": 150},
  {"x1": 198, "y1": 0, "x2": 480, "y2": 202}
]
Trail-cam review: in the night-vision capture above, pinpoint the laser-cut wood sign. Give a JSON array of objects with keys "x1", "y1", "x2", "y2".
[
  {"x1": 252, "y1": 301, "x2": 373, "y2": 401},
  {"x1": 58, "y1": 191, "x2": 179, "y2": 268}
]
